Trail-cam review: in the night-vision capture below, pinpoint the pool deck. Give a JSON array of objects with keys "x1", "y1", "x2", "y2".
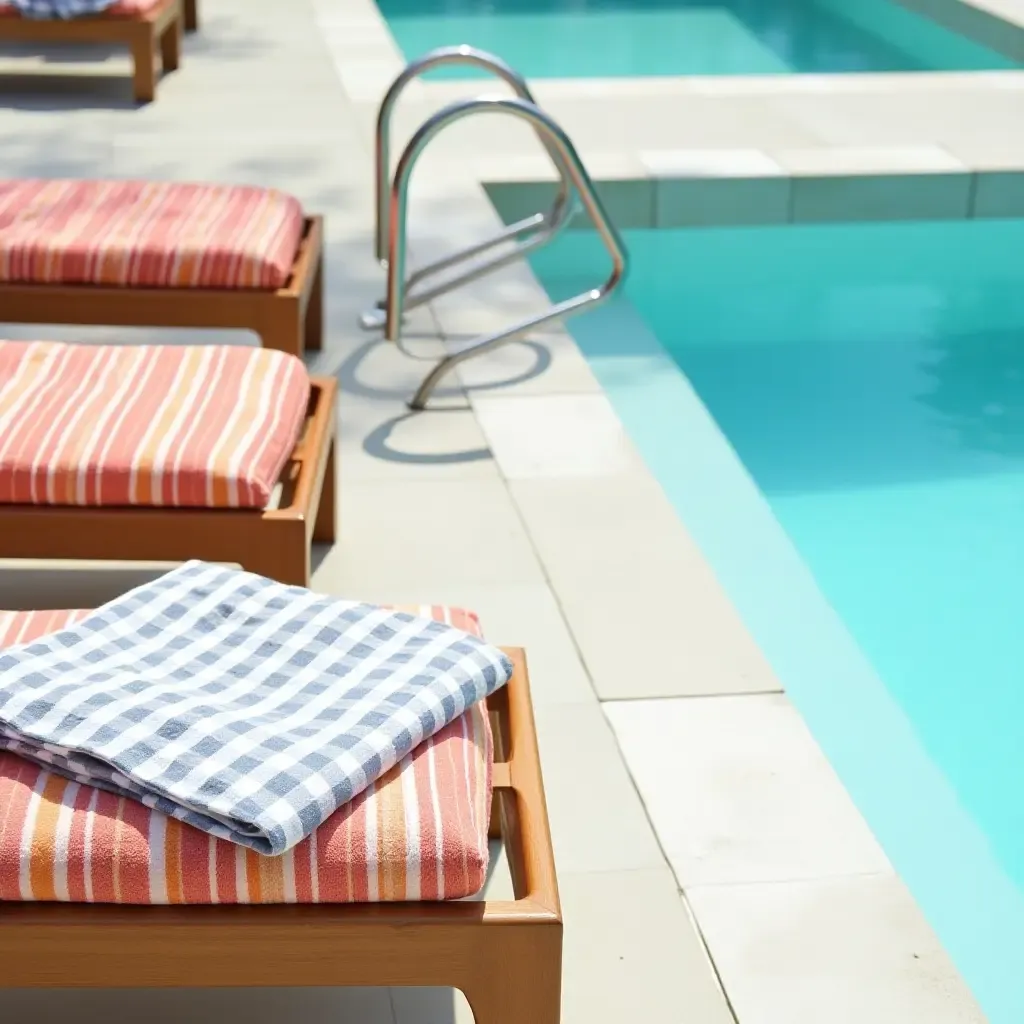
[{"x1": 0, "y1": 0, "x2": 1009, "y2": 1020}]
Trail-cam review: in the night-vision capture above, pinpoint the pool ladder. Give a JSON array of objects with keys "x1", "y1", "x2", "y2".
[{"x1": 360, "y1": 45, "x2": 629, "y2": 410}]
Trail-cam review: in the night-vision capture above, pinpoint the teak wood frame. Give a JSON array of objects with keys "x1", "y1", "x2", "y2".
[
  {"x1": 0, "y1": 376, "x2": 338, "y2": 588},
  {"x1": 0, "y1": 648, "x2": 562, "y2": 1024},
  {"x1": 0, "y1": 215, "x2": 324, "y2": 360},
  {"x1": 0, "y1": 0, "x2": 184, "y2": 103}
]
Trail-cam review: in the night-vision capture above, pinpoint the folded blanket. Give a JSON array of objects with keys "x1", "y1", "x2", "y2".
[
  {"x1": 0, "y1": 562, "x2": 513, "y2": 855},
  {"x1": 6, "y1": 0, "x2": 118, "y2": 16}
]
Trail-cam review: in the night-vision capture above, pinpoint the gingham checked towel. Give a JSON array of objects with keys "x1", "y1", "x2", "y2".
[
  {"x1": 0, "y1": 561, "x2": 513, "y2": 855},
  {"x1": 8, "y1": 0, "x2": 118, "y2": 16}
]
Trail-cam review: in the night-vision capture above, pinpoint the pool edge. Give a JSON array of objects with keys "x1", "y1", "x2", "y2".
[{"x1": 567, "y1": 293, "x2": 1024, "y2": 1024}]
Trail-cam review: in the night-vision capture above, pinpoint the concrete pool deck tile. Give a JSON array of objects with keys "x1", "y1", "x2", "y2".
[
  {"x1": 529, "y1": 76, "x2": 700, "y2": 100},
  {"x1": 774, "y1": 144, "x2": 969, "y2": 175},
  {"x1": 331, "y1": 326, "x2": 450, "y2": 392},
  {"x1": 476, "y1": 150, "x2": 649, "y2": 184},
  {"x1": 425, "y1": 268, "x2": 557, "y2": 339},
  {"x1": 391, "y1": 869, "x2": 735, "y2": 1024},
  {"x1": 532, "y1": 702, "x2": 667, "y2": 874},
  {"x1": 336, "y1": 397, "x2": 498, "y2": 483},
  {"x1": 604, "y1": 695, "x2": 892, "y2": 888},
  {"x1": 529, "y1": 93, "x2": 822, "y2": 154},
  {"x1": 770, "y1": 95, "x2": 946, "y2": 148},
  {"x1": 640, "y1": 147, "x2": 784, "y2": 177},
  {"x1": 0, "y1": 131, "x2": 114, "y2": 178},
  {"x1": 331, "y1": 57, "x2": 406, "y2": 104},
  {"x1": 509, "y1": 471, "x2": 781, "y2": 700},
  {"x1": 943, "y1": 136, "x2": 1024, "y2": 170},
  {"x1": 448, "y1": 328, "x2": 604, "y2": 398},
  {"x1": 687, "y1": 875, "x2": 987, "y2": 1024},
  {"x1": 556, "y1": 869, "x2": 735, "y2": 1024},
  {"x1": 317, "y1": 476, "x2": 548, "y2": 594},
  {"x1": 3, "y1": 986, "x2": 399, "y2": 1024},
  {"x1": 472, "y1": 394, "x2": 636, "y2": 480}
]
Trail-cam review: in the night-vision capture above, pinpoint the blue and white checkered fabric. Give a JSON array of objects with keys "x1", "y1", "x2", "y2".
[
  {"x1": 0, "y1": 561, "x2": 513, "y2": 856},
  {"x1": 7, "y1": 0, "x2": 118, "y2": 17}
]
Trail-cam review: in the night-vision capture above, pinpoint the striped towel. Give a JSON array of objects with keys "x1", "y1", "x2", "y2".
[
  {"x1": 6, "y1": 0, "x2": 118, "y2": 15},
  {"x1": 0, "y1": 562, "x2": 513, "y2": 856}
]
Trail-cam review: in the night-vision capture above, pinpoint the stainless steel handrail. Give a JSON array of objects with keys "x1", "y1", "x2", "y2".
[
  {"x1": 359, "y1": 45, "x2": 575, "y2": 330},
  {"x1": 385, "y1": 95, "x2": 629, "y2": 411}
]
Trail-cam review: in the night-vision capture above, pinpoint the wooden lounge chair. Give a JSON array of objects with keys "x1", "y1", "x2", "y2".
[
  {"x1": 0, "y1": 0, "x2": 185, "y2": 103},
  {"x1": 0, "y1": 179, "x2": 323, "y2": 359},
  {"x1": 0, "y1": 607, "x2": 562, "y2": 1024},
  {"x1": 0, "y1": 341, "x2": 337, "y2": 587}
]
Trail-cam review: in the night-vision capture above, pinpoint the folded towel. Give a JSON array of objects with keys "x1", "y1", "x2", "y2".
[
  {"x1": 6, "y1": 0, "x2": 119, "y2": 16},
  {"x1": 0, "y1": 562, "x2": 513, "y2": 855}
]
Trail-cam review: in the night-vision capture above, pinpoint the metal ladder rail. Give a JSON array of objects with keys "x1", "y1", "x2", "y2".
[
  {"x1": 360, "y1": 45, "x2": 575, "y2": 330},
  {"x1": 386, "y1": 95, "x2": 629, "y2": 411}
]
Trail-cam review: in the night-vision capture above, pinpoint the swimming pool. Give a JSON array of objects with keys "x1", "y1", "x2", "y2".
[
  {"x1": 375, "y1": 0, "x2": 1018, "y2": 77},
  {"x1": 528, "y1": 220, "x2": 1024, "y2": 1023}
]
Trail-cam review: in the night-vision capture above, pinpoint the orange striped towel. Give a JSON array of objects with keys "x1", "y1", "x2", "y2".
[
  {"x1": 0, "y1": 179, "x2": 303, "y2": 289},
  {"x1": 0, "y1": 605, "x2": 492, "y2": 904},
  {"x1": 0, "y1": 341, "x2": 310, "y2": 508}
]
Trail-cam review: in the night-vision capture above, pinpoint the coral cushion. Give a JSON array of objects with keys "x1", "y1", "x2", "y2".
[
  {"x1": 0, "y1": 179, "x2": 304, "y2": 289},
  {"x1": 0, "y1": 341, "x2": 310, "y2": 508}
]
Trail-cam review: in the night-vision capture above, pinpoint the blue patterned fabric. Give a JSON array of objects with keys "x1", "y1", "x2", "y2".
[
  {"x1": 0, "y1": 562, "x2": 513, "y2": 855},
  {"x1": 8, "y1": 0, "x2": 119, "y2": 17}
]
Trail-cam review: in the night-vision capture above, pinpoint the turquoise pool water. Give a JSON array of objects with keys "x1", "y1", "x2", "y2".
[
  {"x1": 528, "y1": 220, "x2": 1024, "y2": 1022},
  {"x1": 375, "y1": 0, "x2": 1018, "y2": 77}
]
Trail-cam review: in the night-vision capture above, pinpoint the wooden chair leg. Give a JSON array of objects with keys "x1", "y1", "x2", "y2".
[
  {"x1": 304, "y1": 253, "x2": 324, "y2": 352},
  {"x1": 130, "y1": 33, "x2": 157, "y2": 104},
  {"x1": 312, "y1": 438, "x2": 336, "y2": 544},
  {"x1": 458, "y1": 926, "x2": 562, "y2": 1024},
  {"x1": 184, "y1": 0, "x2": 199, "y2": 32},
  {"x1": 243, "y1": 525, "x2": 309, "y2": 586},
  {"x1": 258, "y1": 304, "x2": 303, "y2": 358},
  {"x1": 161, "y1": 17, "x2": 182, "y2": 73}
]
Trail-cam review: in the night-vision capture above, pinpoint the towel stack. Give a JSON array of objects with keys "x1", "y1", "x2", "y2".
[{"x1": 0, "y1": 562, "x2": 513, "y2": 904}]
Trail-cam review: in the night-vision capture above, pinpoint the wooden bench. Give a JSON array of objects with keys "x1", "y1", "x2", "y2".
[
  {"x1": 0, "y1": 342, "x2": 337, "y2": 587},
  {"x1": 0, "y1": 0, "x2": 187, "y2": 103},
  {"x1": 0, "y1": 179, "x2": 324, "y2": 359},
  {"x1": 0, "y1": 626, "x2": 561, "y2": 1023}
]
